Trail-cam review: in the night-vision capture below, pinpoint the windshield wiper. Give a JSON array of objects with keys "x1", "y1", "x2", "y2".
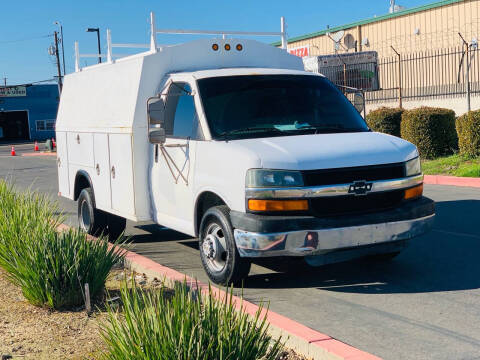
[
  {"x1": 217, "y1": 127, "x2": 284, "y2": 139},
  {"x1": 285, "y1": 125, "x2": 363, "y2": 134}
]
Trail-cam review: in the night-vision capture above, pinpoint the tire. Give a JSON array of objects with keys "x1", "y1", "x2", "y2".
[
  {"x1": 199, "y1": 205, "x2": 251, "y2": 285},
  {"x1": 106, "y1": 213, "x2": 126, "y2": 242},
  {"x1": 77, "y1": 188, "x2": 107, "y2": 236}
]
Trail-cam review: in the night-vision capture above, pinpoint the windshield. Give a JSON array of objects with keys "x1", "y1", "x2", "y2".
[{"x1": 197, "y1": 74, "x2": 369, "y2": 140}]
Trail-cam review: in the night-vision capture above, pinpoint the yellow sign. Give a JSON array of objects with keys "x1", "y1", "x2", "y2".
[{"x1": 0, "y1": 86, "x2": 27, "y2": 97}]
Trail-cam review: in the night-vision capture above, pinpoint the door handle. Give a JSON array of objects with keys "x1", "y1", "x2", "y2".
[
  {"x1": 111, "y1": 165, "x2": 115, "y2": 179},
  {"x1": 96, "y1": 164, "x2": 100, "y2": 175}
]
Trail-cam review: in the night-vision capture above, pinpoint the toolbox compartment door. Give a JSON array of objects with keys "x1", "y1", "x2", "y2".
[
  {"x1": 56, "y1": 131, "x2": 70, "y2": 198},
  {"x1": 93, "y1": 133, "x2": 112, "y2": 211},
  {"x1": 108, "y1": 133, "x2": 135, "y2": 217}
]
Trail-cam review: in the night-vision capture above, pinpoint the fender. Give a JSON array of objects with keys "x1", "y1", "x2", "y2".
[{"x1": 74, "y1": 170, "x2": 94, "y2": 201}]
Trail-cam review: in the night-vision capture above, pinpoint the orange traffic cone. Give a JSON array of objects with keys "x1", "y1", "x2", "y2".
[
  {"x1": 34, "y1": 141, "x2": 39, "y2": 152},
  {"x1": 11, "y1": 146, "x2": 16, "y2": 156}
]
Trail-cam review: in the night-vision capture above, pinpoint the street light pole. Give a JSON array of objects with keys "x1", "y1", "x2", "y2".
[{"x1": 86, "y1": 27, "x2": 102, "y2": 64}]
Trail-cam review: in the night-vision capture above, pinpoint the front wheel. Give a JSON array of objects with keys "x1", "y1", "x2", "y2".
[{"x1": 199, "y1": 206, "x2": 251, "y2": 285}]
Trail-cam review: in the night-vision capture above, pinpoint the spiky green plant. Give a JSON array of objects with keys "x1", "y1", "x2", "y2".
[
  {"x1": 100, "y1": 280, "x2": 283, "y2": 360},
  {"x1": 0, "y1": 180, "x2": 125, "y2": 309}
]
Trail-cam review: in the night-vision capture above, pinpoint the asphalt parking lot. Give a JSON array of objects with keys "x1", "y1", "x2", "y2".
[{"x1": 1, "y1": 147, "x2": 480, "y2": 360}]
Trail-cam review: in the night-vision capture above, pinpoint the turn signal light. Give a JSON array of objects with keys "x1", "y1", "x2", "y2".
[
  {"x1": 212, "y1": 43, "x2": 219, "y2": 51},
  {"x1": 404, "y1": 184, "x2": 423, "y2": 200},
  {"x1": 248, "y1": 199, "x2": 309, "y2": 212},
  {"x1": 236, "y1": 43, "x2": 243, "y2": 51},
  {"x1": 224, "y1": 43, "x2": 231, "y2": 51}
]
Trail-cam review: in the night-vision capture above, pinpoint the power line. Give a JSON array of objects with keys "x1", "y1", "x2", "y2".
[
  {"x1": 0, "y1": 34, "x2": 53, "y2": 44},
  {"x1": 3, "y1": 79, "x2": 56, "y2": 87}
]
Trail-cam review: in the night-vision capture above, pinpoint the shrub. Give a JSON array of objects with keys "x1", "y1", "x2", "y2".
[
  {"x1": 0, "y1": 180, "x2": 125, "y2": 309},
  {"x1": 366, "y1": 107, "x2": 404, "y2": 137},
  {"x1": 401, "y1": 107, "x2": 457, "y2": 159},
  {"x1": 456, "y1": 110, "x2": 480, "y2": 157},
  {"x1": 100, "y1": 280, "x2": 283, "y2": 360}
]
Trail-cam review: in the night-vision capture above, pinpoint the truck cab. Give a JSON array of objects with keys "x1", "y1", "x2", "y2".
[{"x1": 56, "y1": 16, "x2": 434, "y2": 285}]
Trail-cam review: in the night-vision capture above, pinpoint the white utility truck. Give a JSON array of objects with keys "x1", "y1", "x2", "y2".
[{"x1": 56, "y1": 14, "x2": 435, "y2": 285}]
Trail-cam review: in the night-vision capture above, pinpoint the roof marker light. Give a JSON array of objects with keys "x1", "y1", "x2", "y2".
[
  {"x1": 236, "y1": 44, "x2": 243, "y2": 51},
  {"x1": 224, "y1": 43, "x2": 231, "y2": 51},
  {"x1": 212, "y1": 43, "x2": 219, "y2": 51}
]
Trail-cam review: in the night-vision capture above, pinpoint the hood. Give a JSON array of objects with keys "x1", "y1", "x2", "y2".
[{"x1": 228, "y1": 132, "x2": 418, "y2": 170}]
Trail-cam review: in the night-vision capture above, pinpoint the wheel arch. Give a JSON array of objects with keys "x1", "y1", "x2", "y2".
[
  {"x1": 194, "y1": 191, "x2": 228, "y2": 237},
  {"x1": 74, "y1": 170, "x2": 94, "y2": 201}
]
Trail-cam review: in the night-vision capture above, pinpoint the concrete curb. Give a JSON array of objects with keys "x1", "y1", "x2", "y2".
[
  {"x1": 57, "y1": 223, "x2": 381, "y2": 360},
  {"x1": 21, "y1": 152, "x2": 56, "y2": 157},
  {"x1": 123, "y1": 250, "x2": 381, "y2": 360},
  {"x1": 424, "y1": 174, "x2": 480, "y2": 188}
]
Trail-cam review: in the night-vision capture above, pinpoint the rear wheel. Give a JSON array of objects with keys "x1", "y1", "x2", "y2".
[
  {"x1": 199, "y1": 206, "x2": 251, "y2": 285},
  {"x1": 77, "y1": 187, "x2": 125, "y2": 241},
  {"x1": 77, "y1": 188, "x2": 107, "y2": 236}
]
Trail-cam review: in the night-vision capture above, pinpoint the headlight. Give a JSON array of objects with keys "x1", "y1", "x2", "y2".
[
  {"x1": 246, "y1": 169, "x2": 304, "y2": 188},
  {"x1": 405, "y1": 157, "x2": 422, "y2": 177}
]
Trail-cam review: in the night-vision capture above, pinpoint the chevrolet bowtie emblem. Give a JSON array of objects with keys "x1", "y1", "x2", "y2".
[{"x1": 348, "y1": 180, "x2": 373, "y2": 195}]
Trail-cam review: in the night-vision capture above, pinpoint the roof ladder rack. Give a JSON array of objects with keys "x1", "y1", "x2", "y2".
[{"x1": 75, "y1": 12, "x2": 288, "y2": 72}]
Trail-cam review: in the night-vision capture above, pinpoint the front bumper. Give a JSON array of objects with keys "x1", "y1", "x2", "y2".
[{"x1": 231, "y1": 197, "x2": 435, "y2": 258}]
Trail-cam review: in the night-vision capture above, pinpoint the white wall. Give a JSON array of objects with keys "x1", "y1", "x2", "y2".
[{"x1": 366, "y1": 95, "x2": 480, "y2": 117}]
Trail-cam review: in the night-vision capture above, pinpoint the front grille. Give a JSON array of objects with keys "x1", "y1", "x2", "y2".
[
  {"x1": 310, "y1": 190, "x2": 405, "y2": 217},
  {"x1": 303, "y1": 162, "x2": 406, "y2": 187}
]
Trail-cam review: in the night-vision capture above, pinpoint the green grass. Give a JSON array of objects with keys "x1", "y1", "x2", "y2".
[
  {"x1": 0, "y1": 180, "x2": 125, "y2": 309},
  {"x1": 100, "y1": 280, "x2": 283, "y2": 360},
  {"x1": 422, "y1": 154, "x2": 480, "y2": 177}
]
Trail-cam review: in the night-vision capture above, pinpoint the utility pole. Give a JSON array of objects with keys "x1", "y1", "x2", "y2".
[
  {"x1": 54, "y1": 31, "x2": 63, "y2": 93},
  {"x1": 54, "y1": 21, "x2": 66, "y2": 75}
]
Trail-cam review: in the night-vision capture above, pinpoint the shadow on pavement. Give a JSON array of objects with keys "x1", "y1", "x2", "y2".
[
  {"x1": 129, "y1": 200, "x2": 480, "y2": 294},
  {"x1": 244, "y1": 199, "x2": 480, "y2": 293}
]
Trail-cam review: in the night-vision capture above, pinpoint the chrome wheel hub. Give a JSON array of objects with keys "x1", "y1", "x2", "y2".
[
  {"x1": 80, "y1": 200, "x2": 91, "y2": 230},
  {"x1": 202, "y1": 223, "x2": 227, "y2": 272}
]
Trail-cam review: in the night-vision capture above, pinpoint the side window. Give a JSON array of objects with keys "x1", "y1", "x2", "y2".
[{"x1": 164, "y1": 83, "x2": 202, "y2": 139}]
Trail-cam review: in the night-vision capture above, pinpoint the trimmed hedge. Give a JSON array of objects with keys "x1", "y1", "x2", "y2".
[
  {"x1": 400, "y1": 107, "x2": 457, "y2": 159},
  {"x1": 456, "y1": 110, "x2": 480, "y2": 157},
  {"x1": 366, "y1": 107, "x2": 404, "y2": 137}
]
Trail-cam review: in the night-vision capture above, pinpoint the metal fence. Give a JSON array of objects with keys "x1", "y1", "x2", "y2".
[{"x1": 324, "y1": 46, "x2": 479, "y2": 105}]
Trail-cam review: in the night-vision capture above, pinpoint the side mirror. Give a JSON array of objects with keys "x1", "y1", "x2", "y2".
[
  {"x1": 147, "y1": 97, "x2": 165, "y2": 125},
  {"x1": 353, "y1": 92, "x2": 365, "y2": 114},
  {"x1": 149, "y1": 128, "x2": 166, "y2": 144}
]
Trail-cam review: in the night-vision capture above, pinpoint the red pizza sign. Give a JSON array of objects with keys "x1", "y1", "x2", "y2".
[{"x1": 288, "y1": 46, "x2": 310, "y2": 57}]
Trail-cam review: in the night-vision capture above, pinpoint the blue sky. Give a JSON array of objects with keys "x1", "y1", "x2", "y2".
[{"x1": 1, "y1": 0, "x2": 431, "y2": 85}]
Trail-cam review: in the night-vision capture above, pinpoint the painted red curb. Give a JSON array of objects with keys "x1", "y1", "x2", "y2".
[
  {"x1": 21, "y1": 152, "x2": 57, "y2": 157},
  {"x1": 57, "y1": 223, "x2": 380, "y2": 359},
  {"x1": 424, "y1": 174, "x2": 480, "y2": 188}
]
